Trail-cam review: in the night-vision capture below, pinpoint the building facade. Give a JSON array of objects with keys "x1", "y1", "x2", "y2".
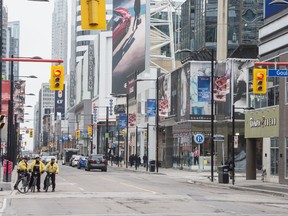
[{"x1": 247, "y1": 2, "x2": 288, "y2": 184}]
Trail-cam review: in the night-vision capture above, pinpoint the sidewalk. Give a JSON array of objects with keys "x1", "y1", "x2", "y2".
[{"x1": 112, "y1": 164, "x2": 288, "y2": 198}]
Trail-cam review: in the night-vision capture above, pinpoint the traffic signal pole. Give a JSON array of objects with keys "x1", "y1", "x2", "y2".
[{"x1": 1, "y1": 57, "x2": 64, "y2": 182}]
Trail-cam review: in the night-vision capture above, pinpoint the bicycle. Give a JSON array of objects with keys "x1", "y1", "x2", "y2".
[
  {"x1": 44, "y1": 172, "x2": 52, "y2": 192},
  {"x1": 15, "y1": 172, "x2": 30, "y2": 194},
  {"x1": 30, "y1": 171, "x2": 40, "y2": 192}
]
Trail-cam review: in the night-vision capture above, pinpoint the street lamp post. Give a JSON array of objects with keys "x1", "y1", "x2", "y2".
[
  {"x1": 110, "y1": 93, "x2": 129, "y2": 168},
  {"x1": 136, "y1": 78, "x2": 159, "y2": 172}
]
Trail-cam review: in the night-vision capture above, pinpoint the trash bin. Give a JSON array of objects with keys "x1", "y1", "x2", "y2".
[
  {"x1": 149, "y1": 160, "x2": 156, "y2": 172},
  {"x1": 218, "y1": 165, "x2": 229, "y2": 184}
]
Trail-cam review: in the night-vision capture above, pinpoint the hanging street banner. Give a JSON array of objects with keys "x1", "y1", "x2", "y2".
[
  {"x1": 119, "y1": 113, "x2": 127, "y2": 129},
  {"x1": 54, "y1": 85, "x2": 65, "y2": 120},
  {"x1": 197, "y1": 76, "x2": 210, "y2": 102},
  {"x1": 147, "y1": 99, "x2": 156, "y2": 117}
]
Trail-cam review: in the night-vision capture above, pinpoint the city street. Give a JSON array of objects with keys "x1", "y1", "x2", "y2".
[{"x1": 1, "y1": 164, "x2": 288, "y2": 216}]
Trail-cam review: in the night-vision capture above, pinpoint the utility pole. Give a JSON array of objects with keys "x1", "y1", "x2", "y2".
[{"x1": 105, "y1": 106, "x2": 109, "y2": 159}]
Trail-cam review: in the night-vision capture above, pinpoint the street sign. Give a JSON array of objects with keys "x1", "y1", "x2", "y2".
[
  {"x1": 234, "y1": 135, "x2": 238, "y2": 148},
  {"x1": 268, "y1": 69, "x2": 288, "y2": 77},
  {"x1": 194, "y1": 134, "x2": 205, "y2": 144},
  {"x1": 213, "y1": 134, "x2": 224, "y2": 142},
  {"x1": 63, "y1": 135, "x2": 69, "y2": 141}
]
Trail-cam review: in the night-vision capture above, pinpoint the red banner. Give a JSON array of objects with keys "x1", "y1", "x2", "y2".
[{"x1": 1, "y1": 80, "x2": 11, "y2": 115}]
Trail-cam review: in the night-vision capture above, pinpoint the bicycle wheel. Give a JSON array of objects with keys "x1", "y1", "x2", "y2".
[
  {"x1": 31, "y1": 178, "x2": 37, "y2": 192},
  {"x1": 17, "y1": 178, "x2": 29, "y2": 194},
  {"x1": 45, "y1": 177, "x2": 50, "y2": 192}
]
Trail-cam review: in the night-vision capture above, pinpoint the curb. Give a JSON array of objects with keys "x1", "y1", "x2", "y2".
[{"x1": 189, "y1": 179, "x2": 288, "y2": 198}]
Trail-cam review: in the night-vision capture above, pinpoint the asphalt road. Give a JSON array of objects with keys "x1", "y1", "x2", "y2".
[{"x1": 1, "y1": 164, "x2": 288, "y2": 216}]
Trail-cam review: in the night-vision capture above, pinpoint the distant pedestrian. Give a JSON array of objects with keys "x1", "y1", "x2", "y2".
[
  {"x1": 193, "y1": 147, "x2": 199, "y2": 165},
  {"x1": 143, "y1": 155, "x2": 147, "y2": 167},
  {"x1": 129, "y1": 154, "x2": 134, "y2": 167}
]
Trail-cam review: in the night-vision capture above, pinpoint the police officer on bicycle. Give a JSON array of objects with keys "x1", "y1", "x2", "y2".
[
  {"x1": 44, "y1": 156, "x2": 59, "y2": 192},
  {"x1": 28, "y1": 155, "x2": 45, "y2": 192},
  {"x1": 14, "y1": 156, "x2": 30, "y2": 190}
]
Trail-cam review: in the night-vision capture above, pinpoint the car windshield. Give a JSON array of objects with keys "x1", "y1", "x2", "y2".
[{"x1": 91, "y1": 155, "x2": 105, "y2": 160}]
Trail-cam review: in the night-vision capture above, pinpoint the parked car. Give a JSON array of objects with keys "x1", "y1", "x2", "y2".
[
  {"x1": 77, "y1": 156, "x2": 87, "y2": 169},
  {"x1": 71, "y1": 155, "x2": 82, "y2": 167},
  {"x1": 85, "y1": 154, "x2": 108, "y2": 172},
  {"x1": 42, "y1": 156, "x2": 57, "y2": 165},
  {"x1": 69, "y1": 154, "x2": 78, "y2": 166}
]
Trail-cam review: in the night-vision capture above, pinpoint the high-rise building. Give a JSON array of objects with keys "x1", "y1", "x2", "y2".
[
  {"x1": 68, "y1": 0, "x2": 113, "y2": 108},
  {"x1": 52, "y1": 0, "x2": 68, "y2": 72},
  {"x1": 1, "y1": 6, "x2": 8, "y2": 78},
  {"x1": 180, "y1": 0, "x2": 263, "y2": 56},
  {"x1": 35, "y1": 83, "x2": 55, "y2": 150},
  {"x1": 7, "y1": 21, "x2": 20, "y2": 79}
]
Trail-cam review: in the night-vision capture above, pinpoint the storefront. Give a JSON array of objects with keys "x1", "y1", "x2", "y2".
[{"x1": 245, "y1": 106, "x2": 279, "y2": 182}]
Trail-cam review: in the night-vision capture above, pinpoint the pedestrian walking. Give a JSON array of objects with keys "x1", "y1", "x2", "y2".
[{"x1": 193, "y1": 147, "x2": 199, "y2": 165}]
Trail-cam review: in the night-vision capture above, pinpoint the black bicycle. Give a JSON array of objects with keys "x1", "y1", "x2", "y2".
[
  {"x1": 15, "y1": 172, "x2": 30, "y2": 194},
  {"x1": 30, "y1": 171, "x2": 40, "y2": 192},
  {"x1": 44, "y1": 172, "x2": 52, "y2": 192}
]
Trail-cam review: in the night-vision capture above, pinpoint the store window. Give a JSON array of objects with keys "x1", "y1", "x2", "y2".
[{"x1": 270, "y1": 137, "x2": 279, "y2": 176}]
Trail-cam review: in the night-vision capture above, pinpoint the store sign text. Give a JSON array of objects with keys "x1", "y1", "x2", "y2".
[{"x1": 250, "y1": 117, "x2": 277, "y2": 128}]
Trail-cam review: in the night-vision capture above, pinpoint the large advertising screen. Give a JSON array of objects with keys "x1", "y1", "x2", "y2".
[{"x1": 111, "y1": 0, "x2": 146, "y2": 94}]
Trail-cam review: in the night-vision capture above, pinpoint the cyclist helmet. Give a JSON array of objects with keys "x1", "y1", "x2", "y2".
[
  {"x1": 34, "y1": 155, "x2": 40, "y2": 159},
  {"x1": 51, "y1": 157, "x2": 56, "y2": 161},
  {"x1": 23, "y1": 156, "x2": 29, "y2": 160}
]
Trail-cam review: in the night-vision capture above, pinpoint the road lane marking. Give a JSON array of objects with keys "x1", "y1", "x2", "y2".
[
  {"x1": 79, "y1": 187, "x2": 84, "y2": 191},
  {"x1": 120, "y1": 182, "x2": 156, "y2": 194},
  {"x1": 0, "y1": 198, "x2": 7, "y2": 213}
]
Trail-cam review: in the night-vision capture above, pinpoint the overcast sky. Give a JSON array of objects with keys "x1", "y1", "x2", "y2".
[{"x1": 4, "y1": 0, "x2": 56, "y2": 151}]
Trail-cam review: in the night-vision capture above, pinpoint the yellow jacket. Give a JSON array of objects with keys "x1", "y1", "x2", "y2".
[
  {"x1": 28, "y1": 160, "x2": 45, "y2": 173},
  {"x1": 45, "y1": 162, "x2": 59, "y2": 174},
  {"x1": 17, "y1": 160, "x2": 28, "y2": 172}
]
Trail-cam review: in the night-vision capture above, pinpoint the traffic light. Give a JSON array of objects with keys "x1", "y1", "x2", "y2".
[
  {"x1": 0, "y1": 115, "x2": 5, "y2": 129},
  {"x1": 29, "y1": 129, "x2": 33, "y2": 138},
  {"x1": 76, "y1": 130, "x2": 80, "y2": 139},
  {"x1": 253, "y1": 68, "x2": 267, "y2": 94},
  {"x1": 80, "y1": 0, "x2": 106, "y2": 30},
  {"x1": 88, "y1": 125, "x2": 93, "y2": 136},
  {"x1": 50, "y1": 65, "x2": 64, "y2": 91}
]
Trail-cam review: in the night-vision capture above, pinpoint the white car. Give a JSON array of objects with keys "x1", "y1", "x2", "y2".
[
  {"x1": 71, "y1": 155, "x2": 82, "y2": 167},
  {"x1": 42, "y1": 156, "x2": 58, "y2": 165}
]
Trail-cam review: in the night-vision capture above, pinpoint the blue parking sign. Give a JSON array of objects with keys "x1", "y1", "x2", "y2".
[{"x1": 194, "y1": 134, "x2": 204, "y2": 144}]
